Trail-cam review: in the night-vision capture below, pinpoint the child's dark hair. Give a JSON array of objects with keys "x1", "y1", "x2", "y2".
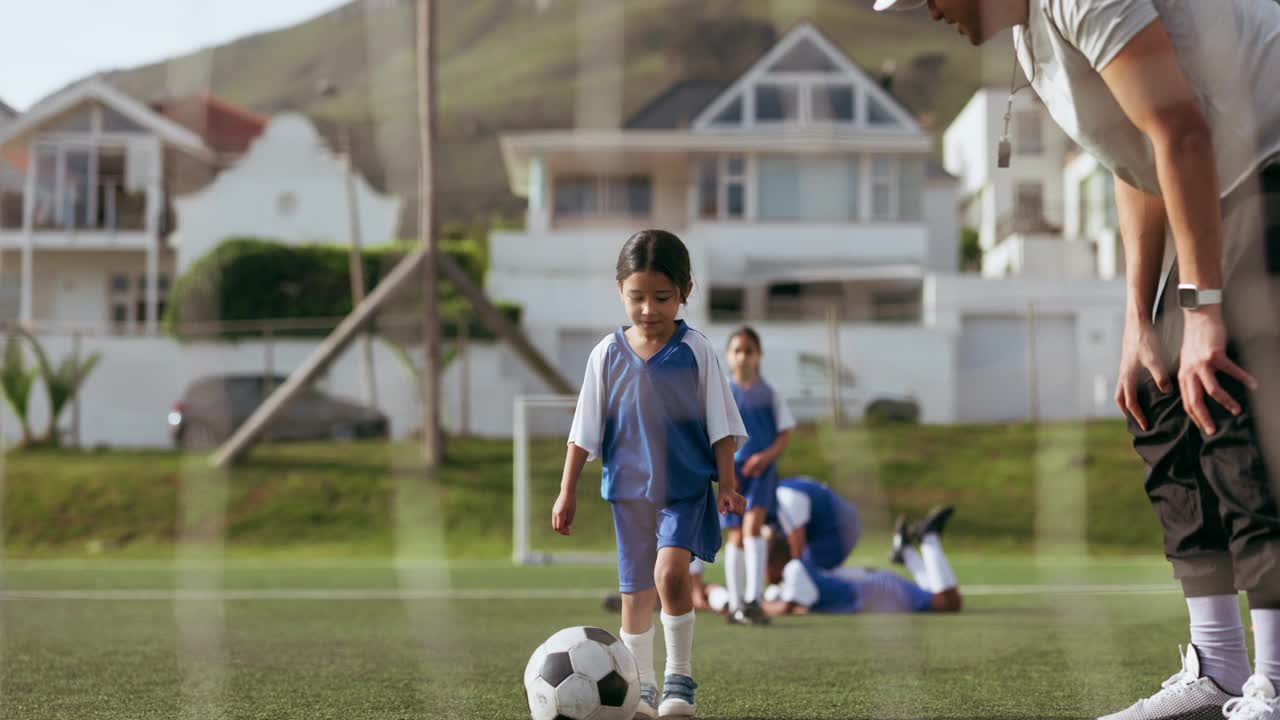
[
  {"x1": 615, "y1": 230, "x2": 693, "y2": 304},
  {"x1": 767, "y1": 530, "x2": 791, "y2": 569},
  {"x1": 727, "y1": 325, "x2": 762, "y2": 353}
]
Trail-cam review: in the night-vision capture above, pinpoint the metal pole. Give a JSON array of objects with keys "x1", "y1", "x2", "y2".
[
  {"x1": 263, "y1": 326, "x2": 275, "y2": 394},
  {"x1": 418, "y1": 0, "x2": 442, "y2": 466},
  {"x1": 71, "y1": 331, "x2": 82, "y2": 448},
  {"x1": 459, "y1": 318, "x2": 470, "y2": 438},
  {"x1": 341, "y1": 125, "x2": 378, "y2": 410},
  {"x1": 1027, "y1": 301, "x2": 1040, "y2": 423},
  {"x1": 512, "y1": 397, "x2": 528, "y2": 564},
  {"x1": 827, "y1": 304, "x2": 843, "y2": 427}
]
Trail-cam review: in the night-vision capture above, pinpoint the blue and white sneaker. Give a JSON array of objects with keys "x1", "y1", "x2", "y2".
[
  {"x1": 659, "y1": 674, "x2": 697, "y2": 717},
  {"x1": 633, "y1": 682, "x2": 658, "y2": 719}
]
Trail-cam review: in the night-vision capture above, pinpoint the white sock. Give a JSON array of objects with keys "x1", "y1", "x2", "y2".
[
  {"x1": 725, "y1": 544, "x2": 745, "y2": 611},
  {"x1": 919, "y1": 533, "x2": 957, "y2": 592},
  {"x1": 1252, "y1": 608, "x2": 1280, "y2": 690},
  {"x1": 744, "y1": 535, "x2": 766, "y2": 604},
  {"x1": 1184, "y1": 596, "x2": 1248, "y2": 693},
  {"x1": 661, "y1": 611, "x2": 695, "y2": 678},
  {"x1": 621, "y1": 624, "x2": 656, "y2": 688},
  {"x1": 901, "y1": 546, "x2": 932, "y2": 592}
]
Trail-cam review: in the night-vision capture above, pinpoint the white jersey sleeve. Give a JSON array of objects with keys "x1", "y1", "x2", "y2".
[
  {"x1": 683, "y1": 330, "x2": 747, "y2": 450},
  {"x1": 774, "y1": 485, "x2": 812, "y2": 536},
  {"x1": 566, "y1": 336, "x2": 613, "y2": 461},
  {"x1": 772, "y1": 388, "x2": 796, "y2": 433},
  {"x1": 1050, "y1": 0, "x2": 1158, "y2": 71},
  {"x1": 779, "y1": 559, "x2": 819, "y2": 609}
]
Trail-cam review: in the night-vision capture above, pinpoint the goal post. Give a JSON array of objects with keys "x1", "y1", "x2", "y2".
[{"x1": 512, "y1": 395, "x2": 616, "y2": 566}]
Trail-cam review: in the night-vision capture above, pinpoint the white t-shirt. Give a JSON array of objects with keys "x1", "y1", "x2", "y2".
[
  {"x1": 1017, "y1": 0, "x2": 1280, "y2": 199},
  {"x1": 778, "y1": 559, "x2": 820, "y2": 609},
  {"x1": 774, "y1": 486, "x2": 811, "y2": 536}
]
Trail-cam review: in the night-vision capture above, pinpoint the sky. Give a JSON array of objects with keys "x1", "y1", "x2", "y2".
[{"x1": 0, "y1": 0, "x2": 353, "y2": 111}]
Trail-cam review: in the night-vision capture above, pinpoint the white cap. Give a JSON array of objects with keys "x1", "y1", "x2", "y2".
[{"x1": 873, "y1": 0, "x2": 927, "y2": 10}]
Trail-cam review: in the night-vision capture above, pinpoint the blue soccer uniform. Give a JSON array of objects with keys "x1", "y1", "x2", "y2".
[
  {"x1": 775, "y1": 477, "x2": 862, "y2": 570},
  {"x1": 721, "y1": 378, "x2": 795, "y2": 529},
  {"x1": 778, "y1": 558, "x2": 935, "y2": 615},
  {"x1": 568, "y1": 320, "x2": 747, "y2": 593}
]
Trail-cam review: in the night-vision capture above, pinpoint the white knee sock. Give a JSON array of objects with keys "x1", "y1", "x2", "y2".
[
  {"x1": 661, "y1": 610, "x2": 695, "y2": 678},
  {"x1": 1252, "y1": 608, "x2": 1280, "y2": 690},
  {"x1": 1183, "y1": 596, "x2": 1249, "y2": 693},
  {"x1": 621, "y1": 624, "x2": 656, "y2": 688},
  {"x1": 744, "y1": 535, "x2": 766, "y2": 604},
  {"x1": 901, "y1": 546, "x2": 932, "y2": 592},
  {"x1": 919, "y1": 533, "x2": 957, "y2": 592},
  {"x1": 725, "y1": 544, "x2": 745, "y2": 611}
]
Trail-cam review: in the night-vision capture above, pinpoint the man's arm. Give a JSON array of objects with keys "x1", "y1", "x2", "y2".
[
  {"x1": 762, "y1": 600, "x2": 806, "y2": 617},
  {"x1": 1100, "y1": 20, "x2": 1257, "y2": 432}
]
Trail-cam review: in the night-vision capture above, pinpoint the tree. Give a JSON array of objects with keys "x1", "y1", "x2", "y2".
[
  {"x1": 25, "y1": 332, "x2": 101, "y2": 446},
  {"x1": 0, "y1": 331, "x2": 38, "y2": 446},
  {"x1": 960, "y1": 226, "x2": 983, "y2": 273}
]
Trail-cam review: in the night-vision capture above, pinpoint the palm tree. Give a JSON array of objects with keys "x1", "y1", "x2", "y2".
[
  {"x1": 0, "y1": 330, "x2": 38, "y2": 446},
  {"x1": 22, "y1": 329, "x2": 101, "y2": 446}
]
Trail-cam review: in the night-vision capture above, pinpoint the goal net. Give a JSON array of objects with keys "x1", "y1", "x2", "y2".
[{"x1": 512, "y1": 395, "x2": 616, "y2": 565}]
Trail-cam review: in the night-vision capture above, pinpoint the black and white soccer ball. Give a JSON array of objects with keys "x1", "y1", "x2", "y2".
[{"x1": 523, "y1": 626, "x2": 640, "y2": 720}]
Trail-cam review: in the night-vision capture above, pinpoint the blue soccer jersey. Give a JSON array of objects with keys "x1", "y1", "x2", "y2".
[
  {"x1": 567, "y1": 320, "x2": 747, "y2": 504},
  {"x1": 730, "y1": 378, "x2": 796, "y2": 472},
  {"x1": 775, "y1": 477, "x2": 862, "y2": 570}
]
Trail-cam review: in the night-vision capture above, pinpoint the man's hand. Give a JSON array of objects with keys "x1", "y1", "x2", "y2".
[
  {"x1": 551, "y1": 491, "x2": 576, "y2": 536},
  {"x1": 741, "y1": 451, "x2": 770, "y2": 478},
  {"x1": 1116, "y1": 317, "x2": 1173, "y2": 431},
  {"x1": 1179, "y1": 306, "x2": 1257, "y2": 435},
  {"x1": 717, "y1": 486, "x2": 746, "y2": 516}
]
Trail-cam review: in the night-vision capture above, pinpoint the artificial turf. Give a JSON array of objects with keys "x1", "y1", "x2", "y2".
[{"x1": 0, "y1": 554, "x2": 1223, "y2": 720}]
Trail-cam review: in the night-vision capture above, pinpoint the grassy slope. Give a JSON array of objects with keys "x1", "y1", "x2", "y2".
[
  {"x1": 0, "y1": 557, "x2": 1204, "y2": 720},
  {"x1": 100, "y1": 0, "x2": 1011, "y2": 226},
  {"x1": 1, "y1": 421, "x2": 1156, "y2": 558}
]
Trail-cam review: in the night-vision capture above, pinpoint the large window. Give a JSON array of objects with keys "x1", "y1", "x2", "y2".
[
  {"x1": 709, "y1": 286, "x2": 746, "y2": 323},
  {"x1": 696, "y1": 155, "x2": 746, "y2": 221},
  {"x1": 109, "y1": 272, "x2": 170, "y2": 335},
  {"x1": 553, "y1": 175, "x2": 651, "y2": 219},
  {"x1": 870, "y1": 157, "x2": 898, "y2": 221},
  {"x1": 757, "y1": 156, "x2": 860, "y2": 222},
  {"x1": 30, "y1": 143, "x2": 147, "y2": 231},
  {"x1": 755, "y1": 84, "x2": 800, "y2": 123},
  {"x1": 812, "y1": 84, "x2": 855, "y2": 123}
]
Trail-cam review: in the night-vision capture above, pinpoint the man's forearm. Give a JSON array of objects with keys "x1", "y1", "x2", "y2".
[
  {"x1": 1149, "y1": 115, "x2": 1224, "y2": 292},
  {"x1": 1114, "y1": 176, "x2": 1168, "y2": 324}
]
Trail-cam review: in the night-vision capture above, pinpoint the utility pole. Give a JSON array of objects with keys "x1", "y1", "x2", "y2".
[{"x1": 417, "y1": 0, "x2": 442, "y2": 466}]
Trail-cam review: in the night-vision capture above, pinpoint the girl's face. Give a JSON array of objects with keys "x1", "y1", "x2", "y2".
[
  {"x1": 726, "y1": 334, "x2": 761, "y2": 380},
  {"x1": 617, "y1": 271, "x2": 687, "y2": 339}
]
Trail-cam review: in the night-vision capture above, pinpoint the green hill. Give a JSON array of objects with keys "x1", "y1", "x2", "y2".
[{"x1": 100, "y1": 0, "x2": 1016, "y2": 230}]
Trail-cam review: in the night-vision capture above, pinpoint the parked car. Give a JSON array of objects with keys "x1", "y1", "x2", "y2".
[{"x1": 169, "y1": 374, "x2": 389, "y2": 449}]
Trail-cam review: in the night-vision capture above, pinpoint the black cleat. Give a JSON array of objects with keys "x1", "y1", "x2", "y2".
[
  {"x1": 912, "y1": 505, "x2": 956, "y2": 540},
  {"x1": 728, "y1": 600, "x2": 770, "y2": 626},
  {"x1": 889, "y1": 514, "x2": 913, "y2": 566}
]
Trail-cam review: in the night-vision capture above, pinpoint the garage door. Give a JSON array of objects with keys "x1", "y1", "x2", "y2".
[{"x1": 956, "y1": 314, "x2": 1078, "y2": 422}]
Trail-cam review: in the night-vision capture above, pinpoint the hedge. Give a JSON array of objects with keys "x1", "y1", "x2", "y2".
[{"x1": 165, "y1": 235, "x2": 520, "y2": 341}]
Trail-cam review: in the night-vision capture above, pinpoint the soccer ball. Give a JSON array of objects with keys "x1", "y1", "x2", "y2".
[{"x1": 524, "y1": 626, "x2": 640, "y2": 720}]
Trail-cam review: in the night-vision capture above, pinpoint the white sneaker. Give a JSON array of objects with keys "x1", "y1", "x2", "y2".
[
  {"x1": 1223, "y1": 675, "x2": 1280, "y2": 720},
  {"x1": 1097, "y1": 644, "x2": 1236, "y2": 720}
]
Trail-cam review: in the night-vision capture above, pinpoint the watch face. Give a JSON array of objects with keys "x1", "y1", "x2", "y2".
[{"x1": 1178, "y1": 286, "x2": 1198, "y2": 309}]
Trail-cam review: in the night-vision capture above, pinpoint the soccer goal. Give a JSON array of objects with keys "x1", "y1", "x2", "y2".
[{"x1": 512, "y1": 395, "x2": 617, "y2": 566}]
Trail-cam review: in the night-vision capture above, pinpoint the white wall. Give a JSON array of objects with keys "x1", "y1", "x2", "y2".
[
  {"x1": 982, "y1": 234, "x2": 1096, "y2": 279},
  {"x1": 926, "y1": 274, "x2": 1125, "y2": 420},
  {"x1": 172, "y1": 113, "x2": 402, "y2": 274},
  {"x1": 924, "y1": 181, "x2": 959, "y2": 272},
  {"x1": 0, "y1": 333, "x2": 429, "y2": 449}
]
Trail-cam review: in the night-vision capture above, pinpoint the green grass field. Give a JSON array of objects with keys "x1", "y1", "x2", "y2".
[
  {"x1": 0, "y1": 422, "x2": 1195, "y2": 719},
  {"x1": 0, "y1": 554, "x2": 1208, "y2": 720}
]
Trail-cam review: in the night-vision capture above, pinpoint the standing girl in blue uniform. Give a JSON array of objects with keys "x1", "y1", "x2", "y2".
[
  {"x1": 720, "y1": 327, "x2": 795, "y2": 625},
  {"x1": 553, "y1": 230, "x2": 746, "y2": 719}
]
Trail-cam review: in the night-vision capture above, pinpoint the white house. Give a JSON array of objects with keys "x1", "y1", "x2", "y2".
[
  {"x1": 943, "y1": 87, "x2": 1096, "y2": 279},
  {"x1": 0, "y1": 80, "x2": 264, "y2": 335},
  {"x1": 1063, "y1": 150, "x2": 1123, "y2": 279},
  {"x1": 172, "y1": 113, "x2": 402, "y2": 276},
  {"x1": 488, "y1": 23, "x2": 963, "y2": 425}
]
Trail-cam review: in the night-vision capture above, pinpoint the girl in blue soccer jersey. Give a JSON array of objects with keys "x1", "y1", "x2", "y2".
[
  {"x1": 719, "y1": 326, "x2": 796, "y2": 625},
  {"x1": 552, "y1": 229, "x2": 747, "y2": 720}
]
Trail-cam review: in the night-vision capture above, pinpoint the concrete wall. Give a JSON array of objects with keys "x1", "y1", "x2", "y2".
[
  {"x1": 982, "y1": 234, "x2": 1097, "y2": 279},
  {"x1": 172, "y1": 114, "x2": 402, "y2": 274},
  {"x1": 0, "y1": 333, "x2": 442, "y2": 449}
]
